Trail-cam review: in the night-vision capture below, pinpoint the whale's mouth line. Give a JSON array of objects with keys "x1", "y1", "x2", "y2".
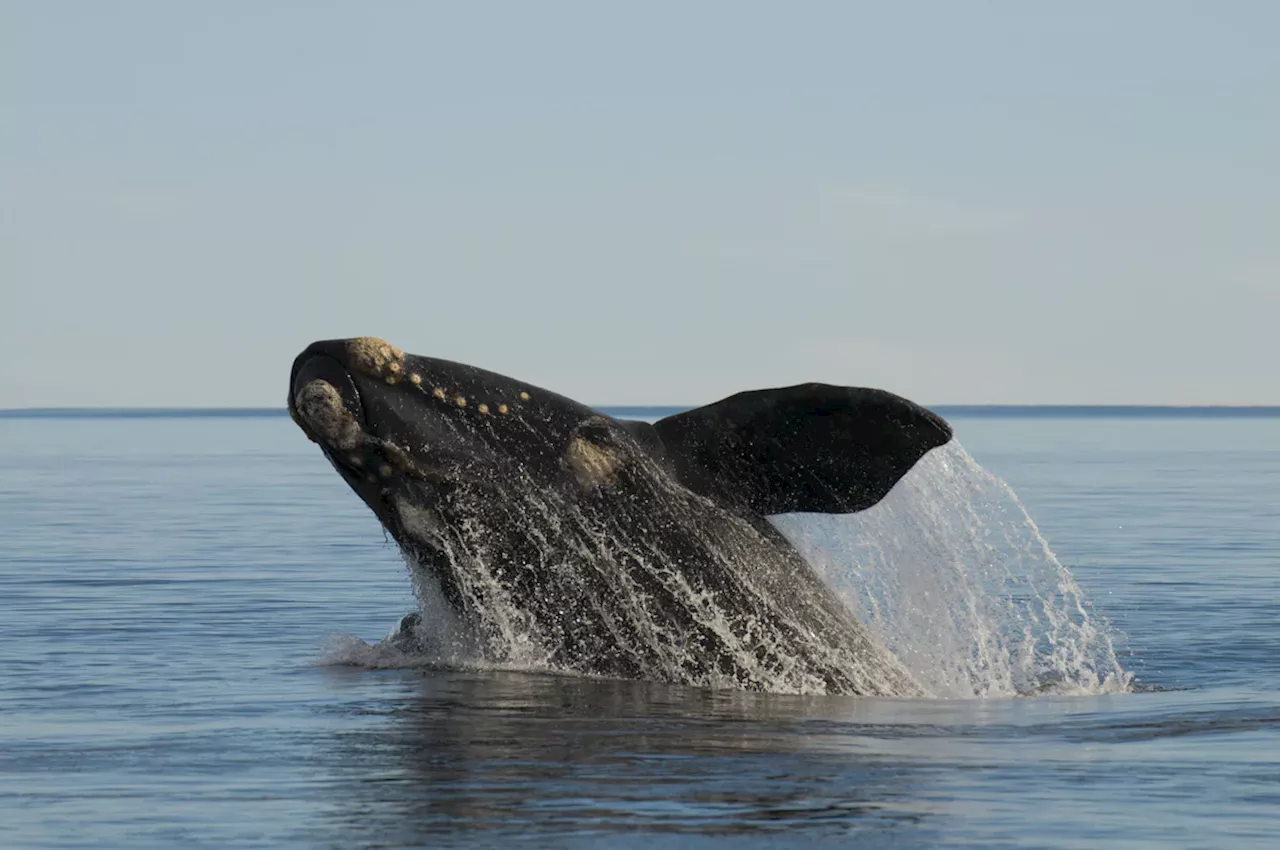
[{"x1": 318, "y1": 442, "x2": 369, "y2": 481}]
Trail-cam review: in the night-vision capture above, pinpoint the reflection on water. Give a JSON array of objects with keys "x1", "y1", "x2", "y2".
[
  {"x1": 313, "y1": 669, "x2": 1280, "y2": 849},
  {"x1": 317, "y1": 670, "x2": 939, "y2": 846}
]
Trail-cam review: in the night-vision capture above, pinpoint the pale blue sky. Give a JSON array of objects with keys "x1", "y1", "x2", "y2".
[{"x1": 4, "y1": 1, "x2": 1277, "y2": 406}]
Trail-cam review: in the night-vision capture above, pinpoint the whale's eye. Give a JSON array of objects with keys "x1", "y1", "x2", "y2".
[{"x1": 574, "y1": 418, "x2": 616, "y2": 446}]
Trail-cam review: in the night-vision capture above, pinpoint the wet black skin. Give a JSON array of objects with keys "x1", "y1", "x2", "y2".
[{"x1": 288, "y1": 338, "x2": 953, "y2": 694}]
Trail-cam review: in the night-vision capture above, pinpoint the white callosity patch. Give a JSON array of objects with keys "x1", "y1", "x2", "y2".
[
  {"x1": 564, "y1": 436, "x2": 623, "y2": 489},
  {"x1": 294, "y1": 379, "x2": 363, "y2": 451},
  {"x1": 345, "y1": 337, "x2": 406, "y2": 385},
  {"x1": 771, "y1": 441, "x2": 1133, "y2": 698}
]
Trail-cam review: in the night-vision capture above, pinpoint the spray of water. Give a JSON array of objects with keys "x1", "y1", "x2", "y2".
[
  {"x1": 770, "y1": 441, "x2": 1133, "y2": 697},
  {"x1": 324, "y1": 440, "x2": 1132, "y2": 698}
]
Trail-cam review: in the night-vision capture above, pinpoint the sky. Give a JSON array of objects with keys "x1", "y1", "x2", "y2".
[{"x1": 4, "y1": 1, "x2": 1277, "y2": 407}]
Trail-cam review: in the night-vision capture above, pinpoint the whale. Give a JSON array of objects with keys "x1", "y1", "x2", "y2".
[{"x1": 288, "y1": 338, "x2": 953, "y2": 695}]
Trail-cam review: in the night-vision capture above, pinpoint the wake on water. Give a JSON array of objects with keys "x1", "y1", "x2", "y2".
[{"x1": 323, "y1": 442, "x2": 1133, "y2": 699}]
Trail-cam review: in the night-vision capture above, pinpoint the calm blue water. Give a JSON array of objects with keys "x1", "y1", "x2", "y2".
[{"x1": 1, "y1": 411, "x2": 1277, "y2": 848}]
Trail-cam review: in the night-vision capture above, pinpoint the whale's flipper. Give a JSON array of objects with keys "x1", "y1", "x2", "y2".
[{"x1": 652, "y1": 383, "x2": 952, "y2": 516}]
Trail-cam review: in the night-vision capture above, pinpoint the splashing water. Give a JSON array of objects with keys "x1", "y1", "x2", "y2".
[
  {"x1": 770, "y1": 441, "x2": 1133, "y2": 698},
  {"x1": 324, "y1": 440, "x2": 1131, "y2": 698},
  {"x1": 331, "y1": 464, "x2": 925, "y2": 695}
]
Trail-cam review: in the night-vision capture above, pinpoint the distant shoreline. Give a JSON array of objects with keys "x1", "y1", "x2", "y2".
[{"x1": 3, "y1": 405, "x2": 1280, "y2": 419}]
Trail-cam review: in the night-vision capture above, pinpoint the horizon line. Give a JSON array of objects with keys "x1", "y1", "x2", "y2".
[{"x1": 3, "y1": 404, "x2": 1280, "y2": 420}]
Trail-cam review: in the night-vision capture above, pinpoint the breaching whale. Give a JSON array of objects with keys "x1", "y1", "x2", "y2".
[{"x1": 288, "y1": 338, "x2": 953, "y2": 695}]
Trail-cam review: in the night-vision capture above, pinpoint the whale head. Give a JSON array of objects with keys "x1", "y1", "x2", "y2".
[{"x1": 287, "y1": 338, "x2": 661, "y2": 608}]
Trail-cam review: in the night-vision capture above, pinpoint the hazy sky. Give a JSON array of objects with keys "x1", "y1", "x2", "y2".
[{"x1": 4, "y1": 2, "x2": 1277, "y2": 406}]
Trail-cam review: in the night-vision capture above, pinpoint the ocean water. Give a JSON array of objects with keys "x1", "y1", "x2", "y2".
[{"x1": 1, "y1": 409, "x2": 1277, "y2": 848}]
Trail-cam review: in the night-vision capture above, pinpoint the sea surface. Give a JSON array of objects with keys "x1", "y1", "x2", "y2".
[{"x1": 1, "y1": 408, "x2": 1277, "y2": 848}]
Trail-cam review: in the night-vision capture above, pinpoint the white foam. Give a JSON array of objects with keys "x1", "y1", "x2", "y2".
[{"x1": 319, "y1": 631, "x2": 423, "y2": 669}]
